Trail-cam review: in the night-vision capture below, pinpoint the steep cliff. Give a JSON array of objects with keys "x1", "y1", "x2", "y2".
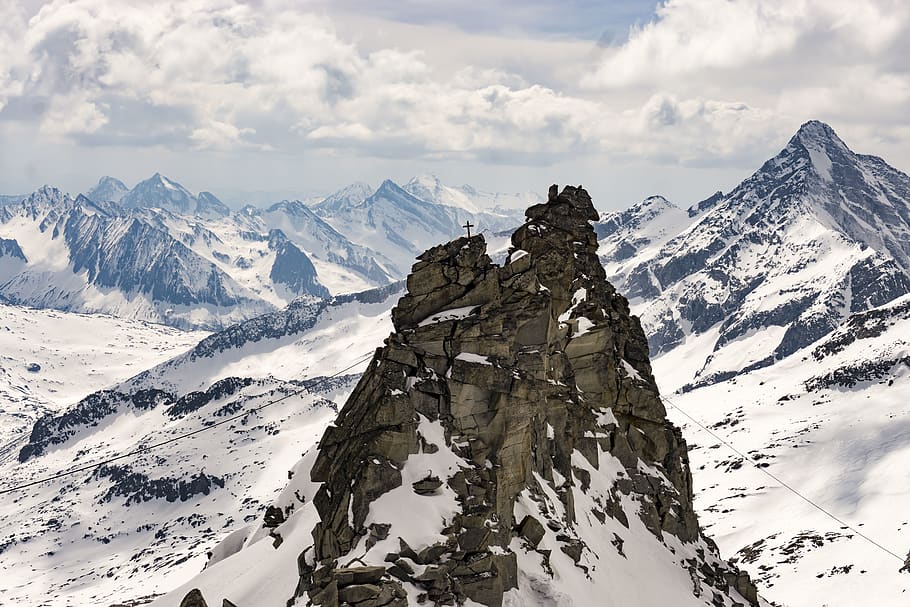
[{"x1": 162, "y1": 186, "x2": 761, "y2": 607}]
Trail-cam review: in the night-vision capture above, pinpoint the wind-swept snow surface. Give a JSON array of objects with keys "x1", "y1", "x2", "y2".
[{"x1": 0, "y1": 286, "x2": 401, "y2": 606}]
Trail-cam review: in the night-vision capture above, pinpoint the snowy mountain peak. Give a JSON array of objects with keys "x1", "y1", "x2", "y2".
[
  {"x1": 120, "y1": 173, "x2": 230, "y2": 217},
  {"x1": 781, "y1": 120, "x2": 853, "y2": 183},
  {"x1": 17, "y1": 185, "x2": 71, "y2": 216},
  {"x1": 761, "y1": 121, "x2": 910, "y2": 270},
  {"x1": 32, "y1": 184, "x2": 67, "y2": 202},
  {"x1": 601, "y1": 120, "x2": 910, "y2": 386},
  {"x1": 266, "y1": 199, "x2": 313, "y2": 216},
  {"x1": 369, "y1": 178, "x2": 436, "y2": 212},
  {"x1": 195, "y1": 191, "x2": 231, "y2": 217},
  {"x1": 312, "y1": 181, "x2": 374, "y2": 213},
  {"x1": 375, "y1": 178, "x2": 405, "y2": 196},
  {"x1": 597, "y1": 194, "x2": 682, "y2": 237},
  {"x1": 85, "y1": 176, "x2": 129, "y2": 204},
  {"x1": 404, "y1": 173, "x2": 485, "y2": 213},
  {"x1": 72, "y1": 193, "x2": 116, "y2": 217},
  {"x1": 792, "y1": 119, "x2": 842, "y2": 147},
  {"x1": 406, "y1": 172, "x2": 442, "y2": 187},
  {"x1": 121, "y1": 173, "x2": 195, "y2": 213},
  {"x1": 638, "y1": 194, "x2": 673, "y2": 209}
]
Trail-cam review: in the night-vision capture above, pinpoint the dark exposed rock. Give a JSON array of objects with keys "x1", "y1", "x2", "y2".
[
  {"x1": 264, "y1": 505, "x2": 286, "y2": 528},
  {"x1": 412, "y1": 475, "x2": 443, "y2": 495},
  {"x1": 94, "y1": 464, "x2": 225, "y2": 506},
  {"x1": 547, "y1": 184, "x2": 558, "y2": 202},
  {"x1": 293, "y1": 186, "x2": 759, "y2": 606},
  {"x1": 62, "y1": 211, "x2": 251, "y2": 310},
  {"x1": 805, "y1": 356, "x2": 910, "y2": 390},
  {"x1": 687, "y1": 190, "x2": 724, "y2": 217},
  {"x1": 179, "y1": 589, "x2": 208, "y2": 607},
  {"x1": 334, "y1": 566, "x2": 386, "y2": 585},
  {"x1": 165, "y1": 377, "x2": 254, "y2": 419},
  {"x1": 516, "y1": 516, "x2": 545, "y2": 548},
  {"x1": 812, "y1": 297, "x2": 910, "y2": 360}
]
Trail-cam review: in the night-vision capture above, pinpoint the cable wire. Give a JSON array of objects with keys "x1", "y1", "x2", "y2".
[
  {"x1": 4, "y1": 351, "x2": 904, "y2": 565},
  {"x1": 0, "y1": 351, "x2": 376, "y2": 496},
  {"x1": 661, "y1": 393, "x2": 906, "y2": 563}
]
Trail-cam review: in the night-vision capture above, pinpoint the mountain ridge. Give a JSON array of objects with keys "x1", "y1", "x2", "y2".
[
  {"x1": 602, "y1": 121, "x2": 910, "y2": 387},
  {"x1": 151, "y1": 185, "x2": 762, "y2": 607}
]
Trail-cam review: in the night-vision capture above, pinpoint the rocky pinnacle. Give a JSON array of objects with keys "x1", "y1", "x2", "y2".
[{"x1": 288, "y1": 185, "x2": 759, "y2": 607}]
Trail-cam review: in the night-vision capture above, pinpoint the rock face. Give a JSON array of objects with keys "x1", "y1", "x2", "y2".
[
  {"x1": 268, "y1": 232, "x2": 331, "y2": 299},
  {"x1": 293, "y1": 186, "x2": 759, "y2": 606},
  {"x1": 0, "y1": 237, "x2": 27, "y2": 261}
]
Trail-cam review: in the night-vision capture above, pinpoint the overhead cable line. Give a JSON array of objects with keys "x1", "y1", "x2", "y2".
[{"x1": 661, "y1": 393, "x2": 906, "y2": 564}]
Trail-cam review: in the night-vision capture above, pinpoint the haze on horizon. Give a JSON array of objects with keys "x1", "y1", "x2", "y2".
[{"x1": 1, "y1": 0, "x2": 908, "y2": 210}]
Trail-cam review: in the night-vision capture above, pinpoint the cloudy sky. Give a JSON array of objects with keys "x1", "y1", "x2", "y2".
[{"x1": 1, "y1": 0, "x2": 908, "y2": 209}]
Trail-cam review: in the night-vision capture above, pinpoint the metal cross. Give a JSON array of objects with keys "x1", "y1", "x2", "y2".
[{"x1": 463, "y1": 221, "x2": 474, "y2": 238}]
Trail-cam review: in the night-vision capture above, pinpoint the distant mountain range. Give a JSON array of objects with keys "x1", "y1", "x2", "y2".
[{"x1": 0, "y1": 174, "x2": 535, "y2": 329}]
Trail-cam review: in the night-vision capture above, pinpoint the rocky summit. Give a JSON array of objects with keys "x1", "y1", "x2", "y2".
[{"x1": 175, "y1": 186, "x2": 761, "y2": 607}]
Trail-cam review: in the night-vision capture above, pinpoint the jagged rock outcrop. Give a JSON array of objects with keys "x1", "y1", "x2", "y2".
[{"x1": 289, "y1": 185, "x2": 759, "y2": 607}]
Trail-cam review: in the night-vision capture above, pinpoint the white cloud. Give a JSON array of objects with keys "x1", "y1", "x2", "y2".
[
  {"x1": 40, "y1": 92, "x2": 108, "y2": 136},
  {"x1": 0, "y1": 1, "x2": 28, "y2": 110},
  {"x1": 0, "y1": 0, "x2": 908, "y2": 199},
  {"x1": 585, "y1": 0, "x2": 909, "y2": 89},
  {"x1": 190, "y1": 120, "x2": 267, "y2": 150},
  {"x1": 2, "y1": 0, "x2": 613, "y2": 162}
]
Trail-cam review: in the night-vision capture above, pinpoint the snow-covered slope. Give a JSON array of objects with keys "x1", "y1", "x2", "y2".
[
  {"x1": 311, "y1": 181, "x2": 374, "y2": 215},
  {"x1": 258, "y1": 201, "x2": 397, "y2": 290},
  {"x1": 0, "y1": 303, "x2": 206, "y2": 462},
  {"x1": 313, "y1": 179, "x2": 470, "y2": 273},
  {"x1": 654, "y1": 295, "x2": 910, "y2": 607},
  {"x1": 597, "y1": 194, "x2": 692, "y2": 271},
  {"x1": 603, "y1": 121, "x2": 910, "y2": 388},
  {"x1": 0, "y1": 284, "x2": 404, "y2": 607},
  {"x1": 134, "y1": 201, "x2": 395, "y2": 302},
  {"x1": 403, "y1": 174, "x2": 539, "y2": 218}
]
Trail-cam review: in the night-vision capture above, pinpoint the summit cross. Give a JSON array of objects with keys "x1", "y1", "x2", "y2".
[{"x1": 463, "y1": 221, "x2": 474, "y2": 238}]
